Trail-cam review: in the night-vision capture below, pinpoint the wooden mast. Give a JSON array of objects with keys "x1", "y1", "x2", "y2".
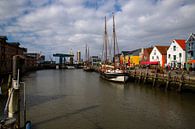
[
  {"x1": 87, "y1": 46, "x2": 89, "y2": 62},
  {"x1": 113, "y1": 12, "x2": 116, "y2": 70},
  {"x1": 85, "y1": 44, "x2": 87, "y2": 62},
  {"x1": 104, "y1": 16, "x2": 108, "y2": 64}
]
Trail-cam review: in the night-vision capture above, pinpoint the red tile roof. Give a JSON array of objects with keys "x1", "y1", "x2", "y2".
[
  {"x1": 174, "y1": 39, "x2": 186, "y2": 50},
  {"x1": 155, "y1": 46, "x2": 169, "y2": 55},
  {"x1": 145, "y1": 48, "x2": 153, "y2": 55}
]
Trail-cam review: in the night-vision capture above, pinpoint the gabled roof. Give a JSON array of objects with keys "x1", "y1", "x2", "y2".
[
  {"x1": 174, "y1": 39, "x2": 186, "y2": 50},
  {"x1": 155, "y1": 46, "x2": 169, "y2": 55},
  {"x1": 144, "y1": 47, "x2": 153, "y2": 55},
  {"x1": 186, "y1": 33, "x2": 195, "y2": 43},
  {"x1": 121, "y1": 51, "x2": 132, "y2": 55},
  {"x1": 131, "y1": 49, "x2": 141, "y2": 56},
  {"x1": 122, "y1": 49, "x2": 141, "y2": 56}
]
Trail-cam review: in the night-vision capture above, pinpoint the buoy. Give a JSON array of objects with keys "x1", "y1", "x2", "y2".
[{"x1": 25, "y1": 121, "x2": 32, "y2": 129}]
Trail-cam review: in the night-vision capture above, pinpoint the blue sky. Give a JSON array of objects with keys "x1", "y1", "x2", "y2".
[{"x1": 0, "y1": 0, "x2": 195, "y2": 60}]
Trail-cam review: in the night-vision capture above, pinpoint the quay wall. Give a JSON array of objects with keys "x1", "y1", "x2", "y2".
[{"x1": 127, "y1": 69, "x2": 195, "y2": 92}]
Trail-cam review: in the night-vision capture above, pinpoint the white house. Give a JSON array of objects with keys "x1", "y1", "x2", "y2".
[
  {"x1": 150, "y1": 46, "x2": 169, "y2": 68},
  {"x1": 167, "y1": 39, "x2": 186, "y2": 68}
]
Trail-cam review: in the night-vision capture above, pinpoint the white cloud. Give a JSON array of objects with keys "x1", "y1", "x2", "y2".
[
  {"x1": 0, "y1": 0, "x2": 195, "y2": 59},
  {"x1": 0, "y1": 0, "x2": 27, "y2": 20}
]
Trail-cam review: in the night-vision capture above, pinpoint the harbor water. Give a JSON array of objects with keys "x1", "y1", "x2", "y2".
[{"x1": 23, "y1": 69, "x2": 195, "y2": 129}]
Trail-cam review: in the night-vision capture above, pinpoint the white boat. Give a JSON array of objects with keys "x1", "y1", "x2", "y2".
[
  {"x1": 66, "y1": 66, "x2": 75, "y2": 69},
  {"x1": 100, "y1": 69, "x2": 129, "y2": 82},
  {"x1": 100, "y1": 14, "x2": 129, "y2": 83}
]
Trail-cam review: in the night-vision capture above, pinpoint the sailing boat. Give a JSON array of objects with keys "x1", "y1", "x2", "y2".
[
  {"x1": 83, "y1": 44, "x2": 94, "y2": 72},
  {"x1": 100, "y1": 13, "x2": 129, "y2": 82}
]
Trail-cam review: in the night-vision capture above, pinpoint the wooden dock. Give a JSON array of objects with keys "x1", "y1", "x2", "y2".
[{"x1": 128, "y1": 69, "x2": 195, "y2": 92}]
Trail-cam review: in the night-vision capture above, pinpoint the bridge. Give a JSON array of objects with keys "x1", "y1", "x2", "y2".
[{"x1": 53, "y1": 53, "x2": 74, "y2": 65}]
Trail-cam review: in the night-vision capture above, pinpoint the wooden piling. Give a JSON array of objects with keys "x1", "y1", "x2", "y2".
[
  {"x1": 127, "y1": 68, "x2": 195, "y2": 92},
  {"x1": 143, "y1": 68, "x2": 148, "y2": 84},
  {"x1": 166, "y1": 71, "x2": 171, "y2": 90},
  {"x1": 138, "y1": 69, "x2": 142, "y2": 83},
  {"x1": 133, "y1": 69, "x2": 137, "y2": 82},
  {"x1": 178, "y1": 71, "x2": 184, "y2": 92},
  {"x1": 152, "y1": 69, "x2": 158, "y2": 87}
]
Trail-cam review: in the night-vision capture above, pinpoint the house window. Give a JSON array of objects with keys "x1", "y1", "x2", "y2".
[
  {"x1": 189, "y1": 43, "x2": 193, "y2": 50},
  {"x1": 173, "y1": 46, "x2": 176, "y2": 51},
  {"x1": 191, "y1": 52, "x2": 193, "y2": 57},
  {"x1": 173, "y1": 55, "x2": 176, "y2": 60},
  {"x1": 152, "y1": 56, "x2": 154, "y2": 59},
  {"x1": 157, "y1": 56, "x2": 159, "y2": 60},
  {"x1": 168, "y1": 54, "x2": 171, "y2": 58},
  {"x1": 179, "y1": 53, "x2": 182, "y2": 58}
]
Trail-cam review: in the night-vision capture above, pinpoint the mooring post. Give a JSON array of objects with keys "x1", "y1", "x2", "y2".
[
  {"x1": 134, "y1": 69, "x2": 136, "y2": 81},
  {"x1": 138, "y1": 69, "x2": 142, "y2": 83},
  {"x1": 8, "y1": 55, "x2": 24, "y2": 128},
  {"x1": 163, "y1": 71, "x2": 165, "y2": 84},
  {"x1": 178, "y1": 71, "x2": 185, "y2": 92},
  {"x1": 8, "y1": 56, "x2": 20, "y2": 118},
  {"x1": 152, "y1": 68, "x2": 158, "y2": 87},
  {"x1": 166, "y1": 70, "x2": 171, "y2": 90},
  {"x1": 1, "y1": 55, "x2": 25, "y2": 129},
  {"x1": 144, "y1": 68, "x2": 148, "y2": 84}
]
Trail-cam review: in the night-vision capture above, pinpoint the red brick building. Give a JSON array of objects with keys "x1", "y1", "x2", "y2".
[{"x1": 0, "y1": 36, "x2": 27, "y2": 75}]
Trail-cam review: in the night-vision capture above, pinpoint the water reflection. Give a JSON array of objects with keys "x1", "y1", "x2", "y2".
[
  {"x1": 99, "y1": 78, "x2": 125, "y2": 90},
  {"x1": 24, "y1": 69, "x2": 195, "y2": 129}
]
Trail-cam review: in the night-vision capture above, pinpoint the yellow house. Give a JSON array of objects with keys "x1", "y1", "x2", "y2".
[
  {"x1": 120, "y1": 55, "x2": 129, "y2": 64},
  {"x1": 130, "y1": 56, "x2": 139, "y2": 66},
  {"x1": 120, "y1": 49, "x2": 141, "y2": 67}
]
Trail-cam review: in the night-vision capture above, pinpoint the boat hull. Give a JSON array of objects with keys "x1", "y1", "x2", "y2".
[
  {"x1": 66, "y1": 66, "x2": 75, "y2": 69},
  {"x1": 100, "y1": 72, "x2": 129, "y2": 83},
  {"x1": 83, "y1": 67, "x2": 94, "y2": 72}
]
